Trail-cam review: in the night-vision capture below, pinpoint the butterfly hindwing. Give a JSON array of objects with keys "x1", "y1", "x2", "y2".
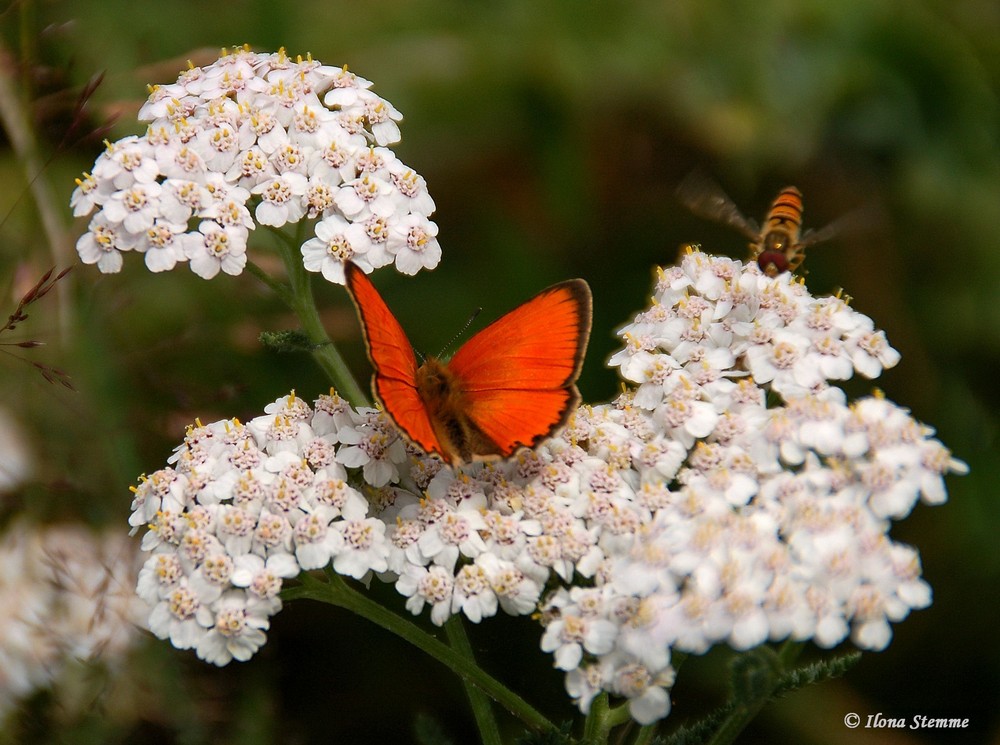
[
  {"x1": 455, "y1": 387, "x2": 579, "y2": 456},
  {"x1": 344, "y1": 263, "x2": 443, "y2": 457}
]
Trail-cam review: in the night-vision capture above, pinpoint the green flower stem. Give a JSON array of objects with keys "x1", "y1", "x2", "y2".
[
  {"x1": 248, "y1": 226, "x2": 367, "y2": 406},
  {"x1": 582, "y1": 693, "x2": 632, "y2": 743},
  {"x1": 283, "y1": 571, "x2": 556, "y2": 736},
  {"x1": 445, "y1": 616, "x2": 502, "y2": 745},
  {"x1": 703, "y1": 696, "x2": 766, "y2": 743},
  {"x1": 281, "y1": 231, "x2": 368, "y2": 407},
  {"x1": 245, "y1": 260, "x2": 294, "y2": 307},
  {"x1": 776, "y1": 639, "x2": 804, "y2": 668},
  {"x1": 631, "y1": 723, "x2": 659, "y2": 745},
  {"x1": 704, "y1": 640, "x2": 805, "y2": 745}
]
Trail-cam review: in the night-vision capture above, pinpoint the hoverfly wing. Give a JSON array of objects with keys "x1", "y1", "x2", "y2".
[
  {"x1": 797, "y1": 205, "x2": 872, "y2": 250},
  {"x1": 677, "y1": 170, "x2": 760, "y2": 241}
]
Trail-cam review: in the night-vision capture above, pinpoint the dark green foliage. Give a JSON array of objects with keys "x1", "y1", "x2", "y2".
[
  {"x1": 515, "y1": 720, "x2": 575, "y2": 745},
  {"x1": 772, "y1": 651, "x2": 862, "y2": 698},
  {"x1": 414, "y1": 712, "x2": 456, "y2": 745},
  {"x1": 662, "y1": 649, "x2": 862, "y2": 745},
  {"x1": 258, "y1": 330, "x2": 316, "y2": 354},
  {"x1": 663, "y1": 705, "x2": 737, "y2": 745},
  {"x1": 729, "y1": 647, "x2": 782, "y2": 704}
]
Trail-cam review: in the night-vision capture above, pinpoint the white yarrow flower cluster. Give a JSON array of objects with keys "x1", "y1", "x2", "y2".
[
  {"x1": 130, "y1": 250, "x2": 965, "y2": 724},
  {"x1": 524, "y1": 248, "x2": 965, "y2": 723},
  {"x1": 130, "y1": 390, "x2": 553, "y2": 663},
  {"x1": 72, "y1": 46, "x2": 440, "y2": 282},
  {"x1": 0, "y1": 520, "x2": 145, "y2": 722}
]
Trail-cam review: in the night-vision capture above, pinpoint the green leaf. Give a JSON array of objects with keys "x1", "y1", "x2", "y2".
[
  {"x1": 515, "y1": 720, "x2": 575, "y2": 745},
  {"x1": 772, "y1": 651, "x2": 862, "y2": 698},
  {"x1": 729, "y1": 647, "x2": 781, "y2": 703},
  {"x1": 663, "y1": 703, "x2": 736, "y2": 745},
  {"x1": 258, "y1": 329, "x2": 315, "y2": 353}
]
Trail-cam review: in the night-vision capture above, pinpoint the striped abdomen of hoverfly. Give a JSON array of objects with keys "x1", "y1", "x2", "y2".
[
  {"x1": 677, "y1": 173, "x2": 841, "y2": 277},
  {"x1": 753, "y1": 186, "x2": 805, "y2": 277}
]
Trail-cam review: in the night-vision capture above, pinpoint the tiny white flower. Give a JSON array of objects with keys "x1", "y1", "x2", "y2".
[
  {"x1": 93, "y1": 135, "x2": 160, "y2": 189},
  {"x1": 231, "y1": 552, "x2": 299, "y2": 589},
  {"x1": 70, "y1": 172, "x2": 113, "y2": 216},
  {"x1": 252, "y1": 172, "x2": 308, "y2": 227},
  {"x1": 335, "y1": 173, "x2": 395, "y2": 220},
  {"x1": 334, "y1": 518, "x2": 390, "y2": 579},
  {"x1": 147, "y1": 581, "x2": 214, "y2": 650},
  {"x1": 388, "y1": 214, "x2": 442, "y2": 275},
  {"x1": 136, "y1": 218, "x2": 189, "y2": 272},
  {"x1": 335, "y1": 411, "x2": 407, "y2": 487},
  {"x1": 301, "y1": 215, "x2": 374, "y2": 283},
  {"x1": 293, "y1": 510, "x2": 345, "y2": 570},
  {"x1": 387, "y1": 162, "x2": 435, "y2": 215},
  {"x1": 396, "y1": 564, "x2": 455, "y2": 626},
  {"x1": 451, "y1": 562, "x2": 499, "y2": 623},
  {"x1": 184, "y1": 220, "x2": 248, "y2": 279},
  {"x1": 195, "y1": 590, "x2": 273, "y2": 665},
  {"x1": 540, "y1": 612, "x2": 618, "y2": 671},
  {"x1": 362, "y1": 92, "x2": 403, "y2": 146},
  {"x1": 76, "y1": 213, "x2": 138, "y2": 273},
  {"x1": 159, "y1": 179, "x2": 213, "y2": 224}
]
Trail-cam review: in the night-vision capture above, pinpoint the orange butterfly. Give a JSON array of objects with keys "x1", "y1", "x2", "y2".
[{"x1": 344, "y1": 262, "x2": 592, "y2": 466}]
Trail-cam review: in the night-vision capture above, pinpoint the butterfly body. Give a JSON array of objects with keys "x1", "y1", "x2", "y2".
[
  {"x1": 410, "y1": 357, "x2": 496, "y2": 464},
  {"x1": 346, "y1": 263, "x2": 591, "y2": 466}
]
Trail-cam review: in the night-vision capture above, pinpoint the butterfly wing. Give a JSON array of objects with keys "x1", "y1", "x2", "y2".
[
  {"x1": 344, "y1": 263, "x2": 443, "y2": 457},
  {"x1": 446, "y1": 279, "x2": 592, "y2": 456}
]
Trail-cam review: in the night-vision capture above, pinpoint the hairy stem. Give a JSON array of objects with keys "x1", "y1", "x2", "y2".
[
  {"x1": 583, "y1": 693, "x2": 632, "y2": 744},
  {"x1": 445, "y1": 616, "x2": 502, "y2": 745},
  {"x1": 250, "y1": 223, "x2": 368, "y2": 406}
]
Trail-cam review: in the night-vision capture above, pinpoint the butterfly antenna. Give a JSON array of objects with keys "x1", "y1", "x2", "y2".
[{"x1": 437, "y1": 308, "x2": 482, "y2": 358}]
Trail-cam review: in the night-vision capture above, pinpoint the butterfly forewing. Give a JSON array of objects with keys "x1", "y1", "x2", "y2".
[
  {"x1": 446, "y1": 280, "x2": 591, "y2": 454},
  {"x1": 447, "y1": 280, "x2": 591, "y2": 391},
  {"x1": 344, "y1": 263, "x2": 443, "y2": 456}
]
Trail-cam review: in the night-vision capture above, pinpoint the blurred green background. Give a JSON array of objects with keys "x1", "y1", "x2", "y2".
[{"x1": 0, "y1": 0, "x2": 997, "y2": 742}]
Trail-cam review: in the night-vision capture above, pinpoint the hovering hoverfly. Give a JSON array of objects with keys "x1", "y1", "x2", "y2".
[{"x1": 677, "y1": 173, "x2": 839, "y2": 276}]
